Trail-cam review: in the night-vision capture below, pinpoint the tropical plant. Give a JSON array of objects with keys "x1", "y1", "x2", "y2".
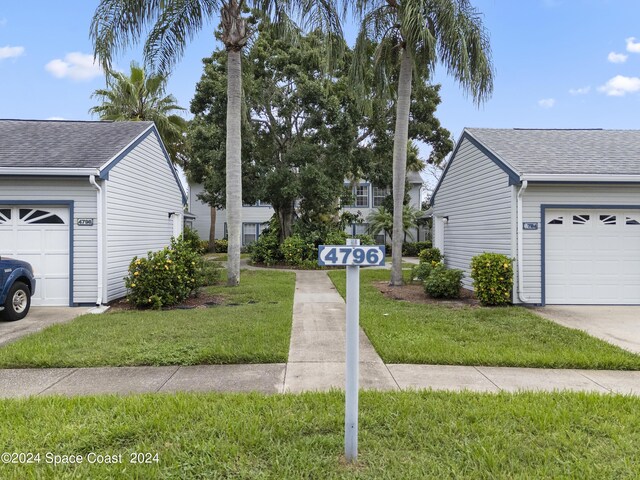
[
  {"x1": 351, "y1": 0, "x2": 494, "y2": 285},
  {"x1": 367, "y1": 204, "x2": 421, "y2": 241},
  {"x1": 90, "y1": 62, "x2": 188, "y2": 164},
  {"x1": 91, "y1": 0, "x2": 343, "y2": 286}
]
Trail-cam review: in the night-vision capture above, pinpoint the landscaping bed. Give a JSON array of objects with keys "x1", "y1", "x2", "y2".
[
  {"x1": 2, "y1": 390, "x2": 639, "y2": 479},
  {"x1": 0, "y1": 270, "x2": 295, "y2": 368},
  {"x1": 328, "y1": 269, "x2": 640, "y2": 369}
]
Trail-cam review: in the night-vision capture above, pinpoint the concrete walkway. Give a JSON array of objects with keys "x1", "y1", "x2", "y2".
[
  {"x1": 0, "y1": 307, "x2": 90, "y2": 347},
  {"x1": 3, "y1": 270, "x2": 640, "y2": 398}
]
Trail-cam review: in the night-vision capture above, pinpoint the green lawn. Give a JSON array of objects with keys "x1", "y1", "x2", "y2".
[
  {"x1": 328, "y1": 269, "x2": 640, "y2": 370},
  {"x1": 2, "y1": 390, "x2": 640, "y2": 479},
  {"x1": 0, "y1": 270, "x2": 295, "y2": 368}
]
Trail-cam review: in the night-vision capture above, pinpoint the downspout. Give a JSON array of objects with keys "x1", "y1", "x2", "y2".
[
  {"x1": 516, "y1": 180, "x2": 532, "y2": 303},
  {"x1": 89, "y1": 175, "x2": 103, "y2": 306}
]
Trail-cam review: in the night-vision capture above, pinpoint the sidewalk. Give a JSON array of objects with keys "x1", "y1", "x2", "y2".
[{"x1": 2, "y1": 269, "x2": 640, "y2": 398}]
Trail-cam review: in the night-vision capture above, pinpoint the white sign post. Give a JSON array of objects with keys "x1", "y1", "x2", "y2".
[{"x1": 318, "y1": 240, "x2": 385, "y2": 463}]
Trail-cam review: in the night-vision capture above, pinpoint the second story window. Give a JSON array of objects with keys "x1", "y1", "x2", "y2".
[
  {"x1": 372, "y1": 187, "x2": 389, "y2": 207},
  {"x1": 355, "y1": 185, "x2": 369, "y2": 208}
]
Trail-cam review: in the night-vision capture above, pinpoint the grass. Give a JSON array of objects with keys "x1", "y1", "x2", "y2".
[
  {"x1": 0, "y1": 270, "x2": 295, "y2": 368},
  {"x1": 205, "y1": 252, "x2": 251, "y2": 262},
  {"x1": 328, "y1": 269, "x2": 640, "y2": 370},
  {"x1": 2, "y1": 390, "x2": 640, "y2": 479}
]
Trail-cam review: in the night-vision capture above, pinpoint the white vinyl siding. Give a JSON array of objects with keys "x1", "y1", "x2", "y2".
[
  {"x1": 431, "y1": 138, "x2": 513, "y2": 289},
  {"x1": 189, "y1": 183, "x2": 212, "y2": 240},
  {"x1": 105, "y1": 133, "x2": 185, "y2": 302},
  {"x1": 520, "y1": 184, "x2": 640, "y2": 304},
  {"x1": 0, "y1": 176, "x2": 98, "y2": 305}
]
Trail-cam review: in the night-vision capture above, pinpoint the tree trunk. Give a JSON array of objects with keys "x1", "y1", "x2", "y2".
[
  {"x1": 390, "y1": 49, "x2": 413, "y2": 286},
  {"x1": 275, "y1": 203, "x2": 295, "y2": 244},
  {"x1": 208, "y1": 206, "x2": 217, "y2": 253},
  {"x1": 225, "y1": 48, "x2": 242, "y2": 286}
]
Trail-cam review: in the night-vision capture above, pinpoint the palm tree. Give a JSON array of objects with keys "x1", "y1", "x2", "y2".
[
  {"x1": 90, "y1": 62, "x2": 188, "y2": 165},
  {"x1": 367, "y1": 204, "x2": 420, "y2": 242},
  {"x1": 91, "y1": 0, "x2": 342, "y2": 286},
  {"x1": 351, "y1": 0, "x2": 493, "y2": 285}
]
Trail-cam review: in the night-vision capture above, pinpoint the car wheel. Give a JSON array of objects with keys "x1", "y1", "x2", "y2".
[{"x1": 2, "y1": 282, "x2": 31, "y2": 321}]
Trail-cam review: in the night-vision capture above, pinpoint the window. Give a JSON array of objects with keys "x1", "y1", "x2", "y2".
[
  {"x1": 547, "y1": 216, "x2": 563, "y2": 225},
  {"x1": 626, "y1": 216, "x2": 640, "y2": 226},
  {"x1": 372, "y1": 187, "x2": 389, "y2": 207},
  {"x1": 599, "y1": 214, "x2": 617, "y2": 225},
  {"x1": 0, "y1": 209, "x2": 10, "y2": 225},
  {"x1": 355, "y1": 185, "x2": 369, "y2": 207},
  {"x1": 572, "y1": 214, "x2": 590, "y2": 225},
  {"x1": 18, "y1": 208, "x2": 64, "y2": 225},
  {"x1": 243, "y1": 223, "x2": 258, "y2": 245}
]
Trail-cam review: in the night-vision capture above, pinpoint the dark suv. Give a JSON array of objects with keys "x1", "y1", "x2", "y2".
[{"x1": 0, "y1": 257, "x2": 36, "y2": 321}]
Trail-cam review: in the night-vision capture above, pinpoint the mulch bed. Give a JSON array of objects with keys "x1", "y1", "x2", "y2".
[
  {"x1": 374, "y1": 281, "x2": 480, "y2": 307},
  {"x1": 107, "y1": 292, "x2": 226, "y2": 312}
]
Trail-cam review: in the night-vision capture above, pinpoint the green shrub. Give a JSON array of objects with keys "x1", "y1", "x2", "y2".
[
  {"x1": 411, "y1": 262, "x2": 435, "y2": 283},
  {"x1": 125, "y1": 237, "x2": 204, "y2": 309},
  {"x1": 403, "y1": 241, "x2": 433, "y2": 256},
  {"x1": 424, "y1": 265, "x2": 463, "y2": 299},
  {"x1": 418, "y1": 248, "x2": 442, "y2": 265},
  {"x1": 250, "y1": 230, "x2": 282, "y2": 266},
  {"x1": 325, "y1": 230, "x2": 348, "y2": 245},
  {"x1": 281, "y1": 234, "x2": 316, "y2": 266},
  {"x1": 470, "y1": 252, "x2": 514, "y2": 306},
  {"x1": 355, "y1": 234, "x2": 376, "y2": 245},
  {"x1": 199, "y1": 240, "x2": 209, "y2": 252},
  {"x1": 213, "y1": 239, "x2": 228, "y2": 253},
  {"x1": 201, "y1": 260, "x2": 222, "y2": 286},
  {"x1": 181, "y1": 227, "x2": 204, "y2": 254}
]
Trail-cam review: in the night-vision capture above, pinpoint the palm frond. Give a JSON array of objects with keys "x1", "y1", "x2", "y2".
[{"x1": 144, "y1": 0, "x2": 218, "y2": 76}]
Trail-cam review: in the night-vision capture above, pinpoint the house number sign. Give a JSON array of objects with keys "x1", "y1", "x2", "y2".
[
  {"x1": 523, "y1": 222, "x2": 539, "y2": 231},
  {"x1": 77, "y1": 219, "x2": 94, "y2": 227}
]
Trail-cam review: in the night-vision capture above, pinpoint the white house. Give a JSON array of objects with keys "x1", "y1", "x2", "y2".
[
  {"x1": 0, "y1": 119, "x2": 187, "y2": 307},
  {"x1": 189, "y1": 170, "x2": 426, "y2": 245},
  {"x1": 430, "y1": 128, "x2": 640, "y2": 306}
]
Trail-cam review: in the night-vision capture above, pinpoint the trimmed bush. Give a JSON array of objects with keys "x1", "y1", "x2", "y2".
[
  {"x1": 250, "y1": 230, "x2": 282, "y2": 266},
  {"x1": 403, "y1": 241, "x2": 433, "y2": 256},
  {"x1": 125, "y1": 237, "x2": 205, "y2": 309},
  {"x1": 325, "y1": 230, "x2": 348, "y2": 245},
  {"x1": 424, "y1": 265, "x2": 463, "y2": 299},
  {"x1": 411, "y1": 262, "x2": 435, "y2": 283},
  {"x1": 181, "y1": 227, "x2": 204, "y2": 254},
  {"x1": 470, "y1": 252, "x2": 514, "y2": 306},
  {"x1": 281, "y1": 234, "x2": 316, "y2": 266},
  {"x1": 213, "y1": 239, "x2": 228, "y2": 253},
  {"x1": 418, "y1": 248, "x2": 442, "y2": 265},
  {"x1": 355, "y1": 234, "x2": 376, "y2": 246}
]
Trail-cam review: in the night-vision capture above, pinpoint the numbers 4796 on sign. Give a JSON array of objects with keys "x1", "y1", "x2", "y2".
[{"x1": 318, "y1": 245, "x2": 385, "y2": 267}]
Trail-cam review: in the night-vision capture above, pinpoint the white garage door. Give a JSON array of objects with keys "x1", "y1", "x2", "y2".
[
  {"x1": 545, "y1": 209, "x2": 640, "y2": 304},
  {"x1": 0, "y1": 206, "x2": 70, "y2": 306}
]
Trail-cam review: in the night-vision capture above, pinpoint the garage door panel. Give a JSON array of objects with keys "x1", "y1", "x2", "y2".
[
  {"x1": 546, "y1": 208, "x2": 640, "y2": 305},
  {"x1": 0, "y1": 206, "x2": 70, "y2": 306}
]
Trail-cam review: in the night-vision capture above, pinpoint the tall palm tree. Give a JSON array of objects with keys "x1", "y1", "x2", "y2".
[
  {"x1": 351, "y1": 0, "x2": 493, "y2": 285},
  {"x1": 91, "y1": 0, "x2": 342, "y2": 286},
  {"x1": 90, "y1": 62, "x2": 188, "y2": 165}
]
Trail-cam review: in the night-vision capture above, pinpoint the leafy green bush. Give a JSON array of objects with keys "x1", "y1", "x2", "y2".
[
  {"x1": 355, "y1": 234, "x2": 376, "y2": 245},
  {"x1": 424, "y1": 265, "x2": 463, "y2": 299},
  {"x1": 403, "y1": 241, "x2": 433, "y2": 256},
  {"x1": 181, "y1": 227, "x2": 205, "y2": 254},
  {"x1": 470, "y1": 252, "x2": 514, "y2": 306},
  {"x1": 250, "y1": 229, "x2": 283, "y2": 266},
  {"x1": 419, "y1": 248, "x2": 442, "y2": 265},
  {"x1": 125, "y1": 237, "x2": 204, "y2": 309},
  {"x1": 281, "y1": 234, "x2": 316, "y2": 266},
  {"x1": 325, "y1": 230, "x2": 348, "y2": 245},
  {"x1": 411, "y1": 262, "x2": 435, "y2": 283},
  {"x1": 213, "y1": 239, "x2": 228, "y2": 253}
]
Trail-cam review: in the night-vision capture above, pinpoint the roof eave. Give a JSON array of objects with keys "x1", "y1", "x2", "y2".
[
  {"x1": 0, "y1": 167, "x2": 100, "y2": 176},
  {"x1": 522, "y1": 174, "x2": 640, "y2": 183}
]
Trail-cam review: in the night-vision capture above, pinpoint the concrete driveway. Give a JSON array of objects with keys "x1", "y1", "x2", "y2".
[
  {"x1": 0, "y1": 307, "x2": 90, "y2": 347},
  {"x1": 535, "y1": 306, "x2": 640, "y2": 354}
]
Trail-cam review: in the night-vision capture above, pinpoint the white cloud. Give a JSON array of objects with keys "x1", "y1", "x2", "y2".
[
  {"x1": 626, "y1": 37, "x2": 640, "y2": 53},
  {"x1": 46, "y1": 117, "x2": 65, "y2": 121},
  {"x1": 538, "y1": 98, "x2": 556, "y2": 108},
  {"x1": 608, "y1": 52, "x2": 628, "y2": 63},
  {"x1": 45, "y1": 52, "x2": 102, "y2": 81},
  {"x1": 598, "y1": 75, "x2": 640, "y2": 96},
  {"x1": 569, "y1": 86, "x2": 590, "y2": 95},
  {"x1": 0, "y1": 45, "x2": 25, "y2": 60}
]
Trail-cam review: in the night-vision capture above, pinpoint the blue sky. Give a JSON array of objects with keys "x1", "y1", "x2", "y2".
[{"x1": 1, "y1": 0, "x2": 640, "y2": 145}]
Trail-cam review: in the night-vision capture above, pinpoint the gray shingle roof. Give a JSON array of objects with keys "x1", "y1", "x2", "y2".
[
  {"x1": 466, "y1": 128, "x2": 640, "y2": 176},
  {"x1": 0, "y1": 119, "x2": 153, "y2": 169}
]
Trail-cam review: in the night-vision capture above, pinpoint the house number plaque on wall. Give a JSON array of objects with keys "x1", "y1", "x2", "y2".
[
  {"x1": 77, "y1": 219, "x2": 94, "y2": 227},
  {"x1": 523, "y1": 222, "x2": 539, "y2": 230}
]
